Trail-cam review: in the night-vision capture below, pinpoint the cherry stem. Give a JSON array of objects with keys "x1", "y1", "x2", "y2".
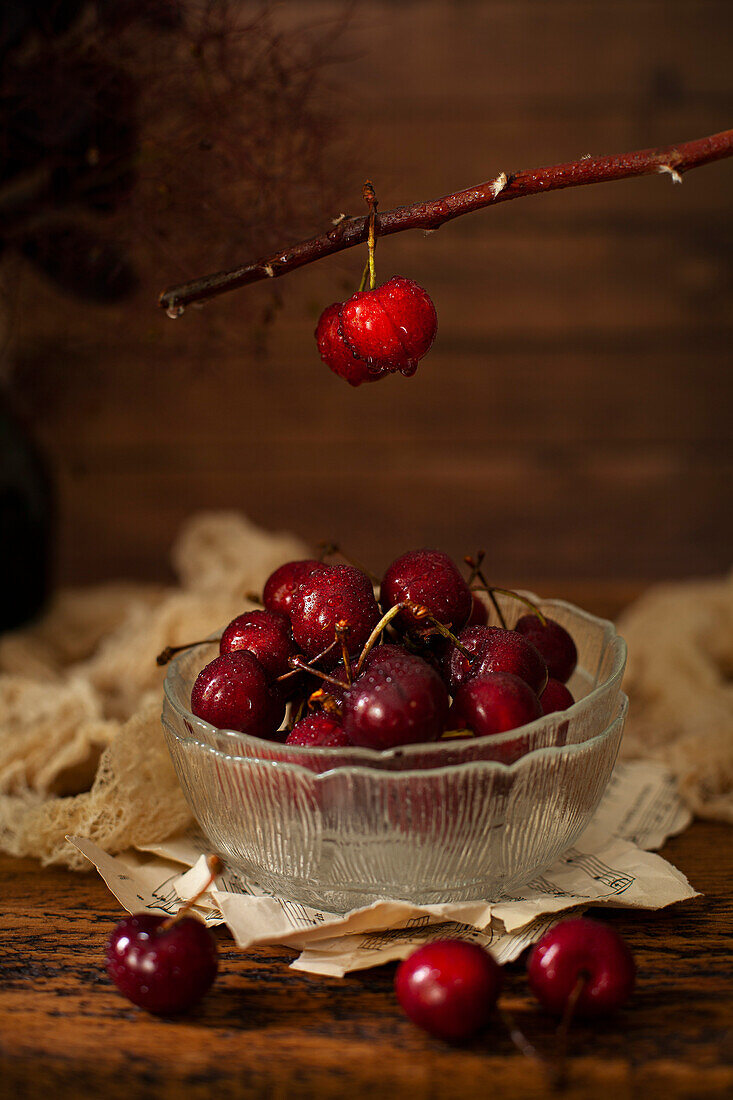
[
  {"x1": 405, "y1": 601, "x2": 474, "y2": 658},
  {"x1": 275, "y1": 637, "x2": 340, "y2": 682},
  {"x1": 307, "y1": 687, "x2": 343, "y2": 715},
  {"x1": 159, "y1": 855, "x2": 223, "y2": 932},
  {"x1": 499, "y1": 1006, "x2": 546, "y2": 1069},
  {"x1": 160, "y1": 128, "x2": 733, "y2": 313},
  {"x1": 287, "y1": 655, "x2": 349, "y2": 692},
  {"x1": 465, "y1": 554, "x2": 507, "y2": 628},
  {"x1": 354, "y1": 603, "x2": 404, "y2": 675},
  {"x1": 317, "y1": 539, "x2": 380, "y2": 583},
  {"x1": 336, "y1": 621, "x2": 353, "y2": 685},
  {"x1": 490, "y1": 586, "x2": 547, "y2": 625},
  {"x1": 156, "y1": 639, "x2": 210, "y2": 666},
  {"x1": 288, "y1": 696, "x2": 307, "y2": 730},
  {"x1": 551, "y1": 972, "x2": 588, "y2": 1090},
  {"x1": 357, "y1": 258, "x2": 369, "y2": 294},
  {"x1": 464, "y1": 550, "x2": 486, "y2": 587},
  {"x1": 363, "y1": 179, "x2": 378, "y2": 291}
]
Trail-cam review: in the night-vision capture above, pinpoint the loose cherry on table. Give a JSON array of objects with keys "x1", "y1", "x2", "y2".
[
  {"x1": 106, "y1": 856, "x2": 221, "y2": 1015},
  {"x1": 527, "y1": 917, "x2": 636, "y2": 1017},
  {"x1": 395, "y1": 939, "x2": 503, "y2": 1042}
]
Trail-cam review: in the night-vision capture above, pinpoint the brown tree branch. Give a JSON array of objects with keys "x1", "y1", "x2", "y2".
[{"x1": 159, "y1": 127, "x2": 733, "y2": 316}]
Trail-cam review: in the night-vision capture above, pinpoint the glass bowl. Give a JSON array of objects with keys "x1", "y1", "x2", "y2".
[{"x1": 161, "y1": 595, "x2": 627, "y2": 910}]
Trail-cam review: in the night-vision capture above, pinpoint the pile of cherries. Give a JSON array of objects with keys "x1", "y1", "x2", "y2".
[{"x1": 183, "y1": 547, "x2": 578, "y2": 750}]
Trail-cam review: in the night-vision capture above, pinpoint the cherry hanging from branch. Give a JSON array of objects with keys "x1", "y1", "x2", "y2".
[{"x1": 160, "y1": 127, "x2": 733, "y2": 315}]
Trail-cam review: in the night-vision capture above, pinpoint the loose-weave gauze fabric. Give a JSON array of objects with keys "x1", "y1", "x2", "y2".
[{"x1": 0, "y1": 513, "x2": 307, "y2": 868}]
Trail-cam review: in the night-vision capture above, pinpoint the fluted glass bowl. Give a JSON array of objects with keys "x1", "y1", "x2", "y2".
[{"x1": 161, "y1": 595, "x2": 627, "y2": 910}]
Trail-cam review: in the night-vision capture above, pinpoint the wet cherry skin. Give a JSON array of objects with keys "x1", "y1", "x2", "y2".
[
  {"x1": 443, "y1": 625, "x2": 547, "y2": 695},
  {"x1": 540, "y1": 678, "x2": 575, "y2": 715},
  {"x1": 342, "y1": 651, "x2": 449, "y2": 750},
  {"x1": 338, "y1": 276, "x2": 437, "y2": 376},
  {"x1": 285, "y1": 712, "x2": 351, "y2": 747},
  {"x1": 262, "y1": 559, "x2": 326, "y2": 619},
  {"x1": 106, "y1": 913, "x2": 218, "y2": 1015},
  {"x1": 381, "y1": 549, "x2": 472, "y2": 637},
  {"x1": 527, "y1": 917, "x2": 635, "y2": 1017},
  {"x1": 395, "y1": 939, "x2": 503, "y2": 1042},
  {"x1": 290, "y1": 564, "x2": 380, "y2": 666},
  {"x1": 315, "y1": 301, "x2": 388, "y2": 386},
  {"x1": 191, "y1": 651, "x2": 285, "y2": 736},
  {"x1": 219, "y1": 609, "x2": 294, "y2": 678},
  {"x1": 454, "y1": 671, "x2": 542, "y2": 736},
  {"x1": 514, "y1": 614, "x2": 578, "y2": 684}
]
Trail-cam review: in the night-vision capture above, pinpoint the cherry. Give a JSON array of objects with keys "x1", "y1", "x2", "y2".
[
  {"x1": 106, "y1": 913, "x2": 218, "y2": 1015},
  {"x1": 454, "y1": 671, "x2": 542, "y2": 736},
  {"x1": 527, "y1": 918, "x2": 635, "y2": 1017},
  {"x1": 337, "y1": 276, "x2": 437, "y2": 377},
  {"x1": 466, "y1": 593, "x2": 489, "y2": 627},
  {"x1": 219, "y1": 609, "x2": 294, "y2": 679},
  {"x1": 342, "y1": 652, "x2": 449, "y2": 750},
  {"x1": 290, "y1": 564, "x2": 380, "y2": 666},
  {"x1": 395, "y1": 940, "x2": 503, "y2": 1042},
  {"x1": 285, "y1": 712, "x2": 351, "y2": 747},
  {"x1": 315, "y1": 301, "x2": 388, "y2": 387},
  {"x1": 540, "y1": 678, "x2": 575, "y2": 715},
  {"x1": 262, "y1": 559, "x2": 326, "y2": 619},
  {"x1": 381, "y1": 549, "x2": 472, "y2": 638},
  {"x1": 191, "y1": 651, "x2": 285, "y2": 736},
  {"x1": 514, "y1": 614, "x2": 577, "y2": 684},
  {"x1": 443, "y1": 626, "x2": 547, "y2": 695}
]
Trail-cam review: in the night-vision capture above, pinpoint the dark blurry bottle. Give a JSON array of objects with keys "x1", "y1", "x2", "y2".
[{"x1": 0, "y1": 392, "x2": 53, "y2": 631}]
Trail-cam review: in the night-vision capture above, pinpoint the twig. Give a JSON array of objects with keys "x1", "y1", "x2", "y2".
[{"x1": 160, "y1": 128, "x2": 733, "y2": 314}]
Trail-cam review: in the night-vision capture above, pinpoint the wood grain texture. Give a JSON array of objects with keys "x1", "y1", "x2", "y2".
[
  {"x1": 0, "y1": 823, "x2": 731, "y2": 1099},
  {"x1": 6, "y1": 0, "x2": 733, "y2": 587}
]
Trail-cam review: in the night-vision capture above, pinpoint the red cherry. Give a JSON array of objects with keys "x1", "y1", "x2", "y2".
[
  {"x1": 381, "y1": 549, "x2": 472, "y2": 637},
  {"x1": 514, "y1": 615, "x2": 578, "y2": 684},
  {"x1": 342, "y1": 652, "x2": 449, "y2": 750},
  {"x1": 454, "y1": 671, "x2": 542, "y2": 736},
  {"x1": 527, "y1": 918, "x2": 635, "y2": 1017},
  {"x1": 191, "y1": 651, "x2": 285, "y2": 736},
  {"x1": 219, "y1": 609, "x2": 294, "y2": 678},
  {"x1": 540, "y1": 678, "x2": 575, "y2": 715},
  {"x1": 338, "y1": 276, "x2": 437, "y2": 376},
  {"x1": 285, "y1": 712, "x2": 351, "y2": 747},
  {"x1": 443, "y1": 626, "x2": 547, "y2": 695},
  {"x1": 106, "y1": 914, "x2": 218, "y2": 1015},
  {"x1": 262, "y1": 559, "x2": 326, "y2": 619},
  {"x1": 395, "y1": 940, "x2": 503, "y2": 1042},
  {"x1": 315, "y1": 302, "x2": 388, "y2": 386},
  {"x1": 290, "y1": 564, "x2": 380, "y2": 666}
]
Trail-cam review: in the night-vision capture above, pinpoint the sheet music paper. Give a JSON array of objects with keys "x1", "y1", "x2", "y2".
[{"x1": 68, "y1": 760, "x2": 697, "y2": 976}]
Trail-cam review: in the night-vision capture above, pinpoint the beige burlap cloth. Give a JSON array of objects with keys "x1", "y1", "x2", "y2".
[{"x1": 1, "y1": 512, "x2": 731, "y2": 869}]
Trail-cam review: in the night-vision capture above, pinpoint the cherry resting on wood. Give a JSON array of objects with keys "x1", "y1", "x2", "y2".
[
  {"x1": 191, "y1": 651, "x2": 285, "y2": 736},
  {"x1": 106, "y1": 913, "x2": 218, "y2": 1015},
  {"x1": 395, "y1": 940, "x2": 503, "y2": 1042},
  {"x1": 381, "y1": 549, "x2": 472, "y2": 637},
  {"x1": 527, "y1": 917, "x2": 635, "y2": 1017}
]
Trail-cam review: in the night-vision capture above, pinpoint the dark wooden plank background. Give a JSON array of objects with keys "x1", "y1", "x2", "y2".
[{"x1": 6, "y1": 0, "x2": 732, "y2": 587}]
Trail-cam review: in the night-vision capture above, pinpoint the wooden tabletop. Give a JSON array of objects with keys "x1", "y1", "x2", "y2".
[{"x1": 1, "y1": 820, "x2": 731, "y2": 1098}]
